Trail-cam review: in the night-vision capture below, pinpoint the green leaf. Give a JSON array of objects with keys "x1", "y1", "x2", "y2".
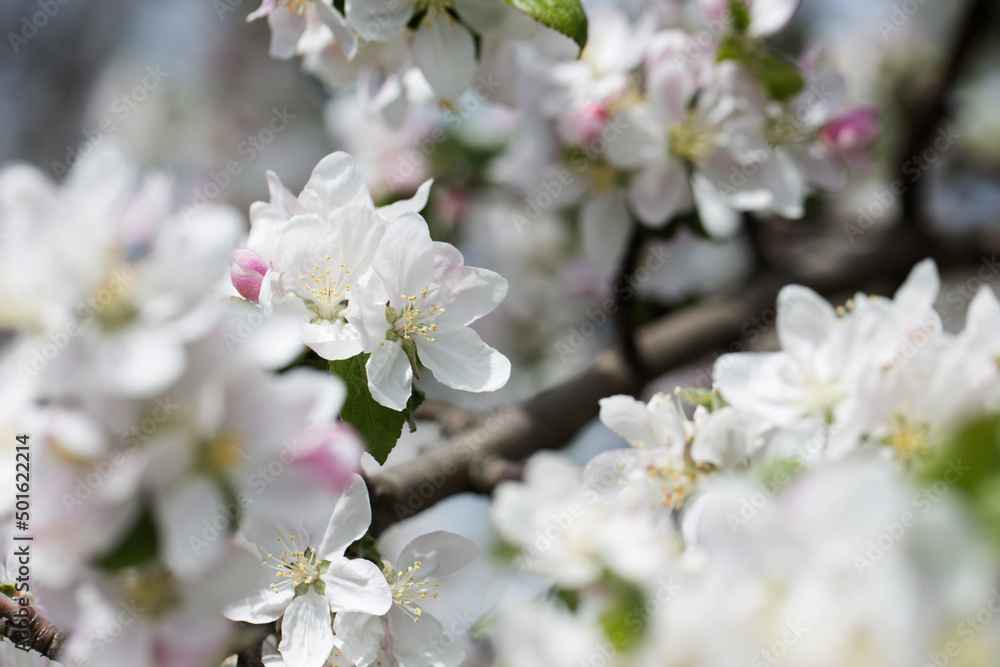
[
  {"x1": 98, "y1": 507, "x2": 159, "y2": 571},
  {"x1": 405, "y1": 386, "x2": 426, "y2": 433},
  {"x1": 598, "y1": 573, "x2": 648, "y2": 652},
  {"x1": 923, "y1": 415, "x2": 1000, "y2": 495},
  {"x1": 728, "y1": 0, "x2": 752, "y2": 33},
  {"x1": 753, "y1": 51, "x2": 805, "y2": 102},
  {"x1": 329, "y1": 354, "x2": 407, "y2": 465},
  {"x1": 505, "y1": 0, "x2": 588, "y2": 51},
  {"x1": 346, "y1": 534, "x2": 383, "y2": 568},
  {"x1": 716, "y1": 36, "x2": 804, "y2": 102}
]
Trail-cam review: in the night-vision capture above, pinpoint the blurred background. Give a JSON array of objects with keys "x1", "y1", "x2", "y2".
[{"x1": 2, "y1": 0, "x2": 999, "y2": 663}]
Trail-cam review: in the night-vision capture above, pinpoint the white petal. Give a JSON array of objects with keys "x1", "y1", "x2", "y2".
[
  {"x1": 396, "y1": 531, "x2": 478, "y2": 578},
  {"x1": 318, "y1": 474, "x2": 374, "y2": 557},
  {"x1": 691, "y1": 172, "x2": 740, "y2": 238},
  {"x1": 378, "y1": 179, "x2": 434, "y2": 221},
  {"x1": 316, "y1": 0, "x2": 359, "y2": 59},
  {"x1": 279, "y1": 591, "x2": 336, "y2": 667},
  {"x1": 267, "y1": 8, "x2": 307, "y2": 59},
  {"x1": 333, "y1": 611, "x2": 386, "y2": 667},
  {"x1": 892, "y1": 258, "x2": 939, "y2": 315},
  {"x1": 776, "y1": 284, "x2": 836, "y2": 357},
  {"x1": 414, "y1": 18, "x2": 476, "y2": 101},
  {"x1": 418, "y1": 323, "x2": 510, "y2": 392},
  {"x1": 322, "y1": 557, "x2": 393, "y2": 614},
  {"x1": 627, "y1": 160, "x2": 691, "y2": 226},
  {"x1": 748, "y1": 0, "x2": 801, "y2": 37},
  {"x1": 366, "y1": 341, "x2": 413, "y2": 411},
  {"x1": 225, "y1": 585, "x2": 295, "y2": 624},
  {"x1": 299, "y1": 152, "x2": 374, "y2": 213},
  {"x1": 431, "y1": 242, "x2": 508, "y2": 325},
  {"x1": 302, "y1": 319, "x2": 364, "y2": 360},
  {"x1": 347, "y1": 0, "x2": 414, "y2": 42},
  {"x1": 154, "y1": 478, "x2": 226, "y2": 581},
  {"x1": 372, "y1": 212, "x2": 436, "y2": 296}
]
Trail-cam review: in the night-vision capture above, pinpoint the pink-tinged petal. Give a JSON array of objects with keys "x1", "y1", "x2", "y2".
[
  {"x1": 267, "y1": 7, "x2": 308, "y2": 59},
  {"x1": 247, "y1": 0, "x2": 278, "y2": 22},
  {"x1": 231, "y1": 248, "x2": 269, "y2": 302},
  {"x1": 279, "y1": 591, "x2": 335, "y2": 667},
  {"x1": 396, "y1": 531, "x2": 478, "y2": 578},
  {"x1": 821, "y1": 106, "x2": 881, "y2": 167},
  {"x1": 293, "y1": 423, "x2": 364, "y2": 492}
]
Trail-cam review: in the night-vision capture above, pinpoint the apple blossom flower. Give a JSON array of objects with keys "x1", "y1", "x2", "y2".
[
  {"x1": 334, "y1": 531, "x2": 478, "y2": 667},
  {"x1": 248, "y1": 0, "x2": 358, "y2": 61},
  {"x1": 226, "y1": 475, "x2": 392, "y2": 667},
  {"x1": 346, "y1": 213, "x2": 510, "y2": 410},
  {"x1": 821, "y1": 106, "x2": 882, "y2": 168}
]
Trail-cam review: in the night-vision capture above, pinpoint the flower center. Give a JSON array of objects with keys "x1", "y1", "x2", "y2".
[
  {"x1": 122, "y1": 563, "x2": 180, "y2": 618},
  {"x1": 414, "y1": 0, "x2": 455, "y2": 20},
  {"x1": 881, "y1": 414, "x2": 939, "y2": 466},
  {"x1": 385, "y1": 560, "x2": 439, "y2": 622},
  {"x1": 669, "y1": 111, "x2": 719, "y2": 165},
  {"x1": 263, "y1": 536, "x2": 330, "y2": 597},
  {"x1": 296, "y1": 254, "x2": 352, "y2": 321},
  {"x1": 280, "y1": 0, "x2": 310, "y2": 14},
  {"x1": 388, "y1": 289, "x2": 445, "y2": 344}
]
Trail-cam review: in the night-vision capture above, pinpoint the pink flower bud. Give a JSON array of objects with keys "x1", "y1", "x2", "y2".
[
  {"x1": 562, "y1": 102, "x2": 610, "y2": 145},
  {"x1": 230, "y1": 248, "x2": 268, "y2": 303},
  {"x1": 821, "y1": 107, "x2": 881, "y2": 166}
]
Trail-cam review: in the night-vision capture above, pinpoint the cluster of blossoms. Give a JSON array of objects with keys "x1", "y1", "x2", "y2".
[
  {"x1": 489, "y1": 259, "x2": 1000, "y2": 665},
  {"x1": 229, "y1": 151, "x2": 510, "y2": 411},
  {"x1": 492, "y1": 0, "x2": 881, "y2": 264},
  {"x1": 247, "y1": 0, "x2": 536, "y2": 112},
  {"x1": 0, "y1": 144, "x2": 490, "y2": 667}
]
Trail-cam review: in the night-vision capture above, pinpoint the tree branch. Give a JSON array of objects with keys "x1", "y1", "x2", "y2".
[
  {"x1": 0, "y1": 593, "x2": 64, "y2": 661},
  {"x1": 614, "y1": 224, "x2": 647, "y2": 382},
  {"x1": 897, "y1": 0, "x2": 995, "y2": 227},
  {"x1": 367, "y1": 229, "x2": 995, "y2": 534}
]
